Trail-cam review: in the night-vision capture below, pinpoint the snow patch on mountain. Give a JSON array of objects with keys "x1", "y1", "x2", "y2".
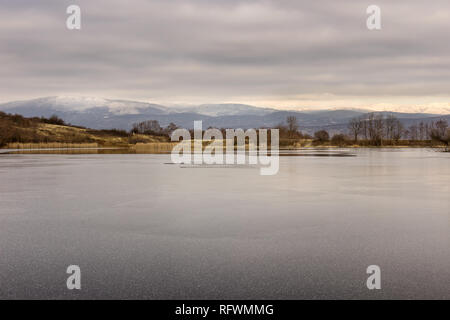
[
  {"x1": 0, "y1": 96, "x2": 169, "y2": 115},
  {"x1": 172, "y1": 104, "x2": 276, "y2": 116}
]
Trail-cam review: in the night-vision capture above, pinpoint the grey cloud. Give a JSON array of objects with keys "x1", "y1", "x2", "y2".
[{"x1": 0, "y1": 0, "x2": 449, "y2": 109}]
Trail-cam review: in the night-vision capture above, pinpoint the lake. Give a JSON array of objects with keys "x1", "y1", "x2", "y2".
[{"x1": 0, "y1": 148, "x2": 448, "y2": 299}]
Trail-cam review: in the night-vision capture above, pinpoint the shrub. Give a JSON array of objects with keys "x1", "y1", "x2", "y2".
[
  {"x1": 331, "y1": 134, "x2": 348, "y2": 146},
  {"x1": 41, "y1": 115, "x2": 66, "y2": 126},
  {"x1": 314, "y1": 130, "x2": 330, "y2": 143}
]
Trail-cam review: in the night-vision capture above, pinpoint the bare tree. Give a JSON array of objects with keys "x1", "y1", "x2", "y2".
[
  {"x1": 434, "y1": 119, "x2": 448, "y2": 137},
  {"x1": 366, "y1": 113, "x2": 384, "y2": 145},
  {"x1": 408, "y1": 124, "x2": 418, "y2": 141},
  {"x1": 424, "y1": 123, "x2": 431, "y2": 140},
  {"x1": 392, "y1": 119, "x2": 404, "y2": 142},
  {"x1": 348, "y1": 116, "x2": 363, "y2": 142},
  {"x1": 419, "y1": 122, "x2": 425, "y2": 140},
  {"x1": 361, "y1": 117, "x2": 369, "y2": 140},
  {"x1": 385, "y1": 114, "x2": 397, "y2": 140},
  {"x1": 430, "y1": 119, "x2": 449, "y2": 146},
  {"x1": 286, "y1": 116, "x2": 299, "y2": 138},
  {"x1": 384, "y1": 114, "x2": 404, "y2": 143}
]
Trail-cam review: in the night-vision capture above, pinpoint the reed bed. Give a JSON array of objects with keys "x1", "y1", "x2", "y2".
[
  {"x1": 6, "y1": 142, "x2": 98, "y2": 149},
  {"x1": 133, "y1": 142, "x2": 176, "y2": 153},
  {"x1": 132, "y1": 140, "x2": 274, "y2": 154}
]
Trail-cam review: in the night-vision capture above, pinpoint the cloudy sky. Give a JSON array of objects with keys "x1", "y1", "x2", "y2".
[{"x1": 0, "y1": 0, "x2": 449, "y2": 112}]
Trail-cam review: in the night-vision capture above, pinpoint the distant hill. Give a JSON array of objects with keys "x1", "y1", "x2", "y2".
[{"x1": 0, "y1": 96, "x2": 448, "y2": 133}]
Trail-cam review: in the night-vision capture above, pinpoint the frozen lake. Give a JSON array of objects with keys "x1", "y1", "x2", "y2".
[{"x1": 0, "y1": 149, "x2": 448, "y2": 299}]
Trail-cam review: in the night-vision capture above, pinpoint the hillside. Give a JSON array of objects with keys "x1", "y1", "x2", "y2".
[{"x1": 0, "y1": 112, "x2": 168, "y2": 148}]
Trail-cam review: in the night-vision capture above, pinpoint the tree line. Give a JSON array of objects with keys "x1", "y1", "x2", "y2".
[
  {"x1": 276, "y1": 113, "x2": 449, "y2": 147},
  {"x1": 347, "y1": 113, "x2": 449, "y2": 146},
  {"x1": 131, "y1": 115, "x2": 450, "y2": 147}
]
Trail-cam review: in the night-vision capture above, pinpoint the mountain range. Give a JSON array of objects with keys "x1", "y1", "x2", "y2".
[{"x1": 1, "y1": 96, "x2": 449, "y2": 135}]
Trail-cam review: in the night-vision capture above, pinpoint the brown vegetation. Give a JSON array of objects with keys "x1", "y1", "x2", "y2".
[
  {"x1": 346, "y1": 113, "x2": 449, "y2": 147},
  {"x1": 2, "y1": 113, "x2": 448, "y2": 151},
  {"x1": 0, "y1": 112, "x2": 168, "y2": 148},
  {"x1": 271, "y1": 114, "x2": 449, "y2": 148}
]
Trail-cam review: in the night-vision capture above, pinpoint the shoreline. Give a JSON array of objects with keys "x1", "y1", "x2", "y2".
[{"x1": 1, "y1": 145, "x2": 448, "y2": 155}]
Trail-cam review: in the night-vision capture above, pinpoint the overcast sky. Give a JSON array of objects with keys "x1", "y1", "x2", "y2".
[{"x1": 0, "y1": 0, "x2": 449, "y2": 112}]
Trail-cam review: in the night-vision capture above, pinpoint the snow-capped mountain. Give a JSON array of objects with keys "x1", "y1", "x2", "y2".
[
  {"x1": 0, "y1": 96, "x2": 169, "y2": 115},
  {"x1": 172, "y1": 104, "x2": 276, "y2": 117},
  {"x1": 0, "y1": 96, "x2": 447, "y2": 132}
]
